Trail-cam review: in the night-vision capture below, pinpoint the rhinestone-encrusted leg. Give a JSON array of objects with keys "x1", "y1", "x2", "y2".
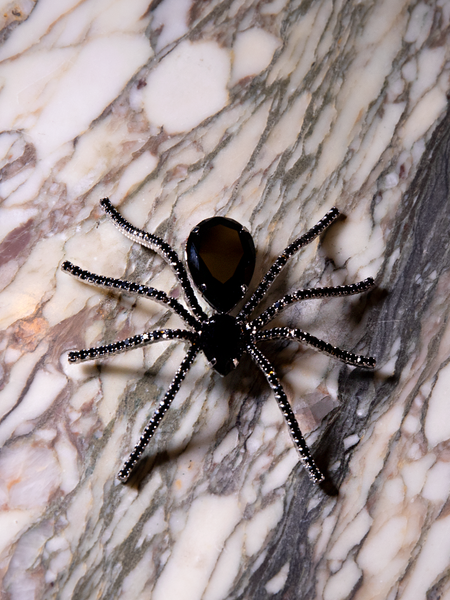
[
  {"x1": 239, "y1": 207, "x2": 340, "y2": 320},
  {"x1": 254, "y1": 328, "x2": 376, "y2": 369},
  {"x1": 68, "y1": 329, "x2": 198, "y2": 363},
  {"x1": 118, "y1": 344, "x2": 200, "y2": 482},
  {"x1": 246, "y1": 342, "x2": 325, "y2": 484},
  {"x1": 252, "y1": 277, "x2": 375, "y2": 329},
  {"x1": 100, "y1": 198, "x2": 207, "y2": 321},
  {"x1": 61, "y1": 261, "x2": 199, "y2": 329}
]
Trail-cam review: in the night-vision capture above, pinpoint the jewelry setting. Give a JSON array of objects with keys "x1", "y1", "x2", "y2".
[{"x1": 62, "y1": 199, "x2": 376, "y2": 484}]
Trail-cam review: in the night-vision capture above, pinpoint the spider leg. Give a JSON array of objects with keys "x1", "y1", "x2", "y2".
[
  {"x1": 61, "y1": 261, "x2": 199, "y2": 330},
  {"x1": 246, "y1": 341, "x2": 325, "y2": 484},
  {"x1": 238, "y1": 207, "x2": 340, "y2": 320},
  {"x1": 254, "y1": 327, "x2": 376, "y2": 369},
  {"x1": 118, "y1": 344, "x2": 200, "y2": 482},
  {"x1": 67, "y1": 329, "x2": 198, "y2": 363},
  {"x1": 252, "y1": 277, "x2": 375, "y2": 329},
  {"x1": 100, "y1": 198, "x2": 207, "y2": 321}
]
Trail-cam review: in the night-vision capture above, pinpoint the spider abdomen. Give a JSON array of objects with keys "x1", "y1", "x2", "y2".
[
  {"x1": 186, "y1": 216, "x2": 255, "y2": 313},
  {"x1": 200, "y1": 314, "x2": 245, "y2": 376}
]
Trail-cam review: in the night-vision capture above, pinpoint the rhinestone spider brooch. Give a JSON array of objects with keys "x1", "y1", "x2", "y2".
[{"x1": 62, "y1": 199, "x2": 376, "y2": 484}]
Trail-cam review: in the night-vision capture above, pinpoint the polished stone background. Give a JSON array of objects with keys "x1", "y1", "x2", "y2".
[{"x1": 0, "y1": 1, "x2": 450, "y2": 599}]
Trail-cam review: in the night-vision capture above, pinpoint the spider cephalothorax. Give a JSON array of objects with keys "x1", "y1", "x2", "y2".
[{"x1": 62, "y1": 199, "x2": 376, "y2": 484}]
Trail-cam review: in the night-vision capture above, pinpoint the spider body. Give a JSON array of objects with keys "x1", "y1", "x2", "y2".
[
  {"x1": 62, "y1": 198, "x2": 376, "y2": 484},
  {"x1": 199, "y1": 314, "x2": 245, "y2": 376}
]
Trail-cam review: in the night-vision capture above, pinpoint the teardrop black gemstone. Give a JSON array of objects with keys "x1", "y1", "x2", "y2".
[{"x1": 186, "y1": 216, "x2": 255, "y2": 313}]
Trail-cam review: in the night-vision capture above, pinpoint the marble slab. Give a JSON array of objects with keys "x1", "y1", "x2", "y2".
[{"x1": 1, "y1": 0, "x2": 450, "y2": 598}]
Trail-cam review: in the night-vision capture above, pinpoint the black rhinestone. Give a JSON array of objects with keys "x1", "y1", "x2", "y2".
[
  {"x1": 186, "y1": 216, "x2": 255, "y2": 313},
  {"x1": 200, "y1": 314, "x2": 245, "y2": 376}
]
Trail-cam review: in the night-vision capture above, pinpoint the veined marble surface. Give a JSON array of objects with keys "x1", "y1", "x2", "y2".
[{"x1": 0, "y1": 0, "x2": 450, "y2": 598}]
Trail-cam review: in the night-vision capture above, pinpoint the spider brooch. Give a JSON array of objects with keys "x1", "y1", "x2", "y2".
[{"x1": 62, "y1": 199, "x2": 376, "y2": 484}]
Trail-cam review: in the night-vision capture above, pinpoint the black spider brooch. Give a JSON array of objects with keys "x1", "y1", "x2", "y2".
[{"x1": 62, "y1": 199, "x2": 376, "y2": 484}]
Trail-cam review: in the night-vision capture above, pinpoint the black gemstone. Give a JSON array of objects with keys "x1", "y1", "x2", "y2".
[
  {"x1": 200, "y1": 314, "x2": 244, "y2": 376},
  {"x1": 186, "y1": 216, "x2": 255, "y2": 313}
]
